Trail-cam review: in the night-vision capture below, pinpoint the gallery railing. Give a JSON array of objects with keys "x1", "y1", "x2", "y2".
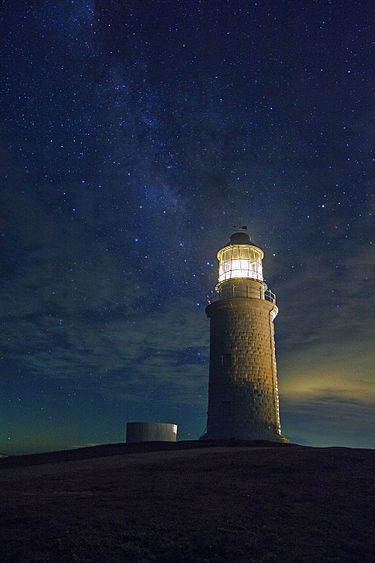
[{"x1": 207, "y1": 285, "x2": 276, "y2": 305}]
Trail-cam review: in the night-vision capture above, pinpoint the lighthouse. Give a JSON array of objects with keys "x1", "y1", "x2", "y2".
[{"x1": 203, "y1": 228, "x2": 288, "y2": 442}]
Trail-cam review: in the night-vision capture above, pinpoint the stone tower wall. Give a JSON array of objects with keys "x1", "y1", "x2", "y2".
[{"x1": 205, "y1": 296, "x2": 283, "y2": 441}]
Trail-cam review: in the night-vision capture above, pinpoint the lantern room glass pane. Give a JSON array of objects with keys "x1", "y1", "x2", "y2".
[{"x1": 218, "y1": 245, "x2": 263, "y2": 282}]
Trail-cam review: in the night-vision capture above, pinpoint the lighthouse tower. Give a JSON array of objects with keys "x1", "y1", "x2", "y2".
[{"x1": 203, "y1": 228, "x2": 287, "y2": 442}]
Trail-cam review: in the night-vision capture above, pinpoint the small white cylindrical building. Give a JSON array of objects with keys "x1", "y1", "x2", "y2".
[{"x1": 126, "y1": 422, "x2": 178, "y2": 443}]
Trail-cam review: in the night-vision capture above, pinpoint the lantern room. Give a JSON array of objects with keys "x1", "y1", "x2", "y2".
[{"x1": 217, "y1": 230, "x2": 264, "y2": 283}]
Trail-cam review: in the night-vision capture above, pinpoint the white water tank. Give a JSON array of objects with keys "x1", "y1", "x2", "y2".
[{"x1": 126, "y1": 422, "x2": 177, "y2": 443}]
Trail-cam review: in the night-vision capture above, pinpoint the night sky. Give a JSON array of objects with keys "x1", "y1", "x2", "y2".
[{"x1": 1, "y1": 0, "x2": 373, "y2": 454}]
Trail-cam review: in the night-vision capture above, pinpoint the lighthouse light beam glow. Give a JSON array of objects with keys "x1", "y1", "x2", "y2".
[{"x1": 218, "y1": 245, "x2": 264, "y2": 283}]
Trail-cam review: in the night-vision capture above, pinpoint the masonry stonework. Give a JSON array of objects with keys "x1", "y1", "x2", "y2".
[{"x1": 203, "y1": 231, "x2": 287, "y2": 442}]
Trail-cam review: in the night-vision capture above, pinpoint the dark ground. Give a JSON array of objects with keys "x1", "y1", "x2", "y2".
[{"x1": 1, "y1": 441, "x2": 374, "y2": 562}]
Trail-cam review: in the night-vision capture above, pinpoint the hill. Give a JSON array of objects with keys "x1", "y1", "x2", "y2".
[{"x1": 1, "y1": 441, "x2": 374, "y2": 561}]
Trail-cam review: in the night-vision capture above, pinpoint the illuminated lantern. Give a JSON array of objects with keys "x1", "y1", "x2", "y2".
[
  {"x1": 218, "y1": 238, "x2": 263, "y2": 283},
  {"x1": 202, "y1": 228, "x2": 288, "y2": 442}
]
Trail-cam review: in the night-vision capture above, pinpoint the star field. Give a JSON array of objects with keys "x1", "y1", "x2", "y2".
[{"x1": 1, "y1": 0, "x2": 373, "y2": 453}]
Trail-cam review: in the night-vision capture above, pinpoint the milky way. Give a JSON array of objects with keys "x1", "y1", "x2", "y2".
[{"x1": 1, "y1": 0, "x2": 373, "y2": 453}]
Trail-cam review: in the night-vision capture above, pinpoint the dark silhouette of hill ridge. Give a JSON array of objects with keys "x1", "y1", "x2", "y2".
[
  {"x1": 1, "y1": 442, "x2": 374, "y2": 561},
  {"x1": 0, "y1": 439, "x2": 295, "y2": 468}
]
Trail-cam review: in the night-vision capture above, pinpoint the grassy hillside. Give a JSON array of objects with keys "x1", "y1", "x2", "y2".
[{"x1": 1, "y1": 442, "x2": 374, "y2": 562}]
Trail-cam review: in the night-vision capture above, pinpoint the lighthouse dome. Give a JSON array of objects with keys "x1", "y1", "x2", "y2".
[{"x1": 229, "y1": 231, "x2": 251, "y2": 245}]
